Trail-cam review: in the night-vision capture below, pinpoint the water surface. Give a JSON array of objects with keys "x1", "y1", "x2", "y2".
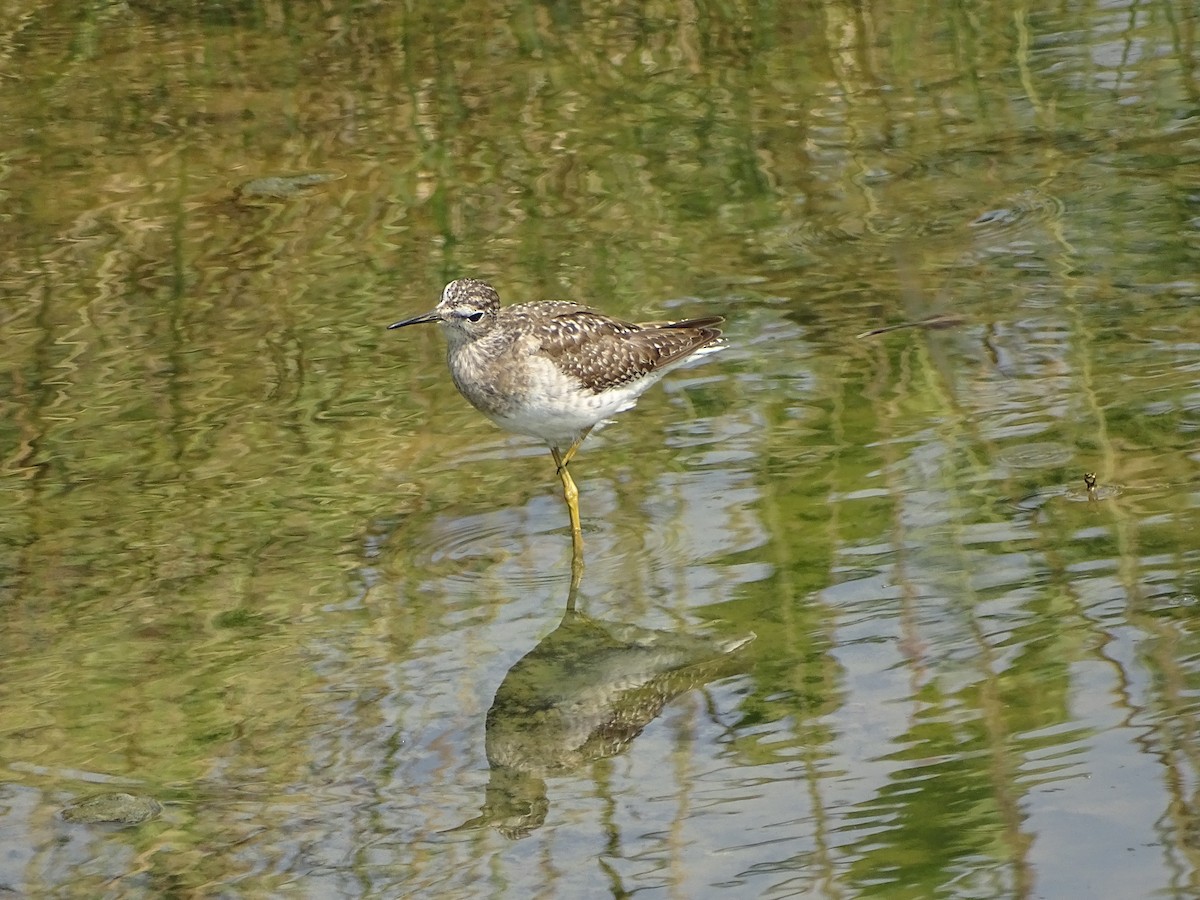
[{"x1": 1, "y1": 1, "x2": 1199, "y2": 897}]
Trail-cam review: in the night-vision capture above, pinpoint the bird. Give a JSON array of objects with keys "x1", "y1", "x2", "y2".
[
  {"x1": 387, "y1": 278, "x2": 723, "y2": 558},
  {"x1": 449, "y1": 584, "x2": 754, "y2": 838}
]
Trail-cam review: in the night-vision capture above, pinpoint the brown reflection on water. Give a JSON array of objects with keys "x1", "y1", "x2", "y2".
[
  {"x1": 1, "y1": 0, "x2": 1199, "y2": 897},
  {"x1": 452, "y1": 578, "x2": 755, "y2": 839}
]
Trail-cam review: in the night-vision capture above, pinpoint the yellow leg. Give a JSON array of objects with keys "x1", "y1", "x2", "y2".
[
  {"x1": 557, "y1": 427, "x2": 591, "y2": 469},
  {"x1": 550, "y1": 446, "x2": 583, "y2": 538},
  {"x1": 550, "y1": 435, "x2": 589, "y2": 570},
  {"x1": 566, "y1": 535, "x2": 584, "y2": 612}
]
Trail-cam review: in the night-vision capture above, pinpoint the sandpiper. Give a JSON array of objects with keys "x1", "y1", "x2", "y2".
[{"x1": 388, "y1": 278, "x2": 723, "y2": 558}]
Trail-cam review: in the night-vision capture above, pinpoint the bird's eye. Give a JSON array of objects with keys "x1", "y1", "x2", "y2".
[{"x1": 465, "y1": 311, "x2": 484, "y2": 323}]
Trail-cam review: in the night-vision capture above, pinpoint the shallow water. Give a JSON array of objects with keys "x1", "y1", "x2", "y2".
[{"x1": 2, "y1": 1, "x2": 1199, "y2": 897}]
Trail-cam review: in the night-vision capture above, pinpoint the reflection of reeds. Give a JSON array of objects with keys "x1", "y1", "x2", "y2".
[{"x1": 2, "y1": 1, "x2": 1199, "y2": 894}]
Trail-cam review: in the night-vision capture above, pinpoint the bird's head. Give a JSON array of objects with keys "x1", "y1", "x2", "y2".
[{"x1": 388, "y1": 278, "x2": 500, "y2": 342}]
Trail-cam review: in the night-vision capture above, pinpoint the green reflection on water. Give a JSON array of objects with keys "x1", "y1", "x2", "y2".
[{"x1": 1, "y1": 0, "x2": 1199, "y2": 896}]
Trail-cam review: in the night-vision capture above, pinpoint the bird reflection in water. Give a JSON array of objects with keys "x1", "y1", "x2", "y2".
[{"x1": 450, "y1": 573, "x2": 754, "y2": 839}]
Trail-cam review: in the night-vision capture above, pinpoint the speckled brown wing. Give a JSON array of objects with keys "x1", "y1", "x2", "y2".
[{"x1": 534, "y1": 309, "x2": 724, "y2": 393}]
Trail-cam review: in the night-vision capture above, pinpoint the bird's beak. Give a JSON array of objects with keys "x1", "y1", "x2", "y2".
[{"x1": 387, "y1": 311, "x2": 441, "y2": 329}]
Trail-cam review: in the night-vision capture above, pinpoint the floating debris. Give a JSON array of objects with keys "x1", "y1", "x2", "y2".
[
  {"x1": 61, "y1": 792, "x2": 162, "y2": 826},
  {"x1": 857, "y1": 314, "x2": 966, "y2": 339},
  {"x1": 233, "y1": 172, "x2": 344, "y2": 204}
]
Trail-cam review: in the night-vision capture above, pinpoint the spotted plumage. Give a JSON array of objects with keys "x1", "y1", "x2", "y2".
[
  {"x1": 389, "y1": 278, "x2": 722, "y2": 444},
  {"x1": 534, "y1": 308, "x2": 725, "y2": 393},
  {"x1": 388, "y1": 278, "x2": 724, "y2": 549}
]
